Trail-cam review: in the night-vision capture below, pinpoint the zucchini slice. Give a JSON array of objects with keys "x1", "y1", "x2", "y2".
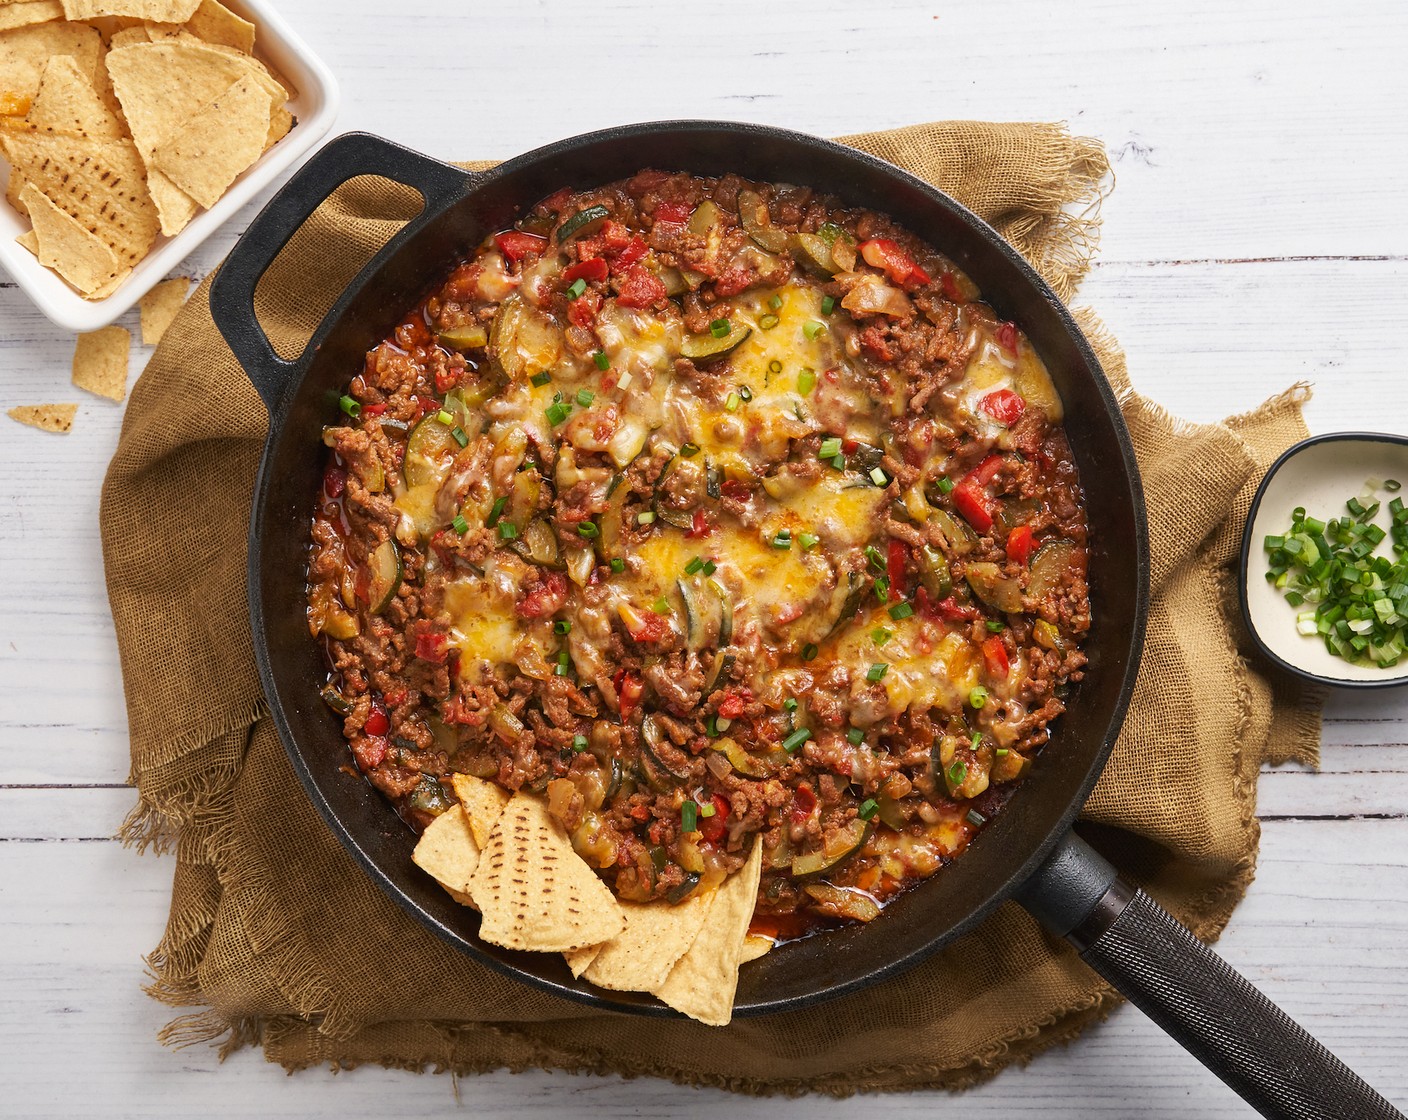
[
  {"x1": 557, "y1": 204, "x2": 610, "y2": 243},
  {"x1": 366, "y1": 538, "x2": 402, "y2": 614},
  {"x1": 681, "y1": 322, "x2": 752, "y2": 362},
  {"x1": 791, "y1": 818, "x2": 871, "y2": 878}
]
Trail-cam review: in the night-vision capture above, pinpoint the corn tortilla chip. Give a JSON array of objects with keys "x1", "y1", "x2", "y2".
[
  {"x1": 0, "y1": 130, "x2": 158, "y2": 264},
  {"x1": 652, "y1": 839, "x2": 762, "y2": 1026},
  {"x1": 71, "y1": 324, "x2": 129, "y2": 400},
  {"x1": 449, "y1": 773, "x2": 511, "y2": 849},
  {"x1": 583, "y1": 890, "x2": 715, "y2": 993},
  {"x1": 740, "y1": 934, "x2": 774, "y2": 963},
  {"x1": 411, "y1": 805, "x2": 481, "y2": 898},
  {"x1": 468, "y1": 793, "x2": 624, "y2": 953},
  {"x1": 0, "y1": 1, "x2": 63, "y2": 32},
  {"x1": 151, "y1": 72, "x2": 268, "y2": 207},
  {"x1": 0, "y1": 20, "x2": 101, "y2": 99},
  {"x1": 8, "y1": 403, "x2": 77, "y2": 431},
  {"x1": 105, "y1": 23, "x2": 146, "y2": 48},
  {"x1": 60, "y1": 0, "x2": 200, "y2": 20},
  {"x1": 0, "y1": 90, "x2": 32, "y2": 115},
  {"x1": 563, "y1": 944, "x2": 602, "y2": 979},
  {"x1": 27, "y1": 52, "x2": 123, "y2": 137},
  {"x1": 183, "y1": 0, "x2": 251, "y2": 52},
  {"x1": 147, "y1": 170, "x2": 196, "y2": 236},
  {"x1": 137, "y1": 274, "x2": 188, "y2": 343},
  {"x1": 22, "y1": 182, "x2": 122, "y2": 294},
  {"x1": 85, "y1": 264, "x2": 130, "y2": 298},
  {"x1": 16, "y1": 226, "x2": 37, "y2": 252}
]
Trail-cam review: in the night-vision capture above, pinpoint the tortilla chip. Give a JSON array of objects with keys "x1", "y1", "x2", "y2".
[
  {"x1": 183, "y1": 0, "x2": 251, "y2": 52},
  {"x1": 653, "y1": 840, "x2": 762, "y2": 1027},
  {"x1": 22, "y1": 182, "x2": 122, "y2": 294},
  {"x1": 60, "y1": 0, "x2": 200, "y2": 20},
  {"x1": 27, "y1": 53, "x2": 123, "y2": 137},
  {"x1": 0, "y1": 20, "x2": 101, "y2": 100},
  {"x1": 265, "y1": 101, "x2": 290, "y2": 150},
  {"x1": 150, "y1": 72, "x2": 268, "y2": 207},
  {"x1": 740, "y1": 934, "x2": 774, "y2": 963},
  {"x1": 85, "y1": 264, "x2": 130, "y2": 298},
  {"x1": 449, "y1": 773, "x2": 511, "y2": 849},
  {"x1": 16, "y1": 226, "x2": 37, "y2": 253},
  {"x1": 468, "y1": 793, "x2": 624, "y2": 953},
  {"x1": 137, "y1": 274, "x2": 188, "y2": 343},
  {"x1": 0, "y1": 1, "x2": 63, "y2": 32},
  {"x1": 563, "y1": 944, "x2": 602, "y2": 979},
  {"x1": 147, "y1": 170, "x2": 196, "y2": 236},
  {"x1": 71, "y1": 323, "x2": 129, "y2": 400},
  {"x1": 0, "y1": 90, "x2": 31, "y2": 115},
  {"x1": 105, "y1": 23, "x2": 145, "y2": 47},
  {"x1": 8, "y1": 403, "x2": 77, "y2": 432},
  {"x1": 0, "y1": 130, "x2": 158, "y2": 264},
  {"x1": 583, "y1": 891, "x2": 714, "y2": 993},
  {"x1": 411, "y1": 805, "x2": 481, "y2": 898}
]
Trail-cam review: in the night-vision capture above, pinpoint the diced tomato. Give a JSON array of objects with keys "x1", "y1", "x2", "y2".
[
  {"x1": 352, "y1": 736, "x2": 387, "y2": 772},
  {"x1": 614, "y1": 670, "x2": 644, "y2": 721},
  {"x1": 859, "y1": 238, "x2": 931, "y2": 289},
  {"x1": 609, "y1": 235, "x2": 648, "y2": 271},
  {"x1": 383, "y1": 688, "x2": 408, "y2": 707},
  {"x1": 413, "y1": 622, "x2": 449, "y2": 665},
  {"x1": 434, "y1": 366, "x2": 461, "y2": 394},
  {"x1": 790, "y1": 785, "x2": 817, "y2": 824},
  {"x1": 567, "y1": 290, "x2": 601, "y2": 328},
  {"x1": 887, "y1": 539, "x2": 908, "y2": 601},
  {"x1": 626, "y1": 611, "x2": 667, "y2": 644},
  {"x1": 721, "y1": 479, "x2": 752, "y2": 502},
  {"x1": 980, "y1": 388, "x2": 1026, "y2": 426},
  {"x1": 600, "y1": 220, "x2": 632, "y2": 251},
  {"x1": 982, "y1": 635, "x2": 1011, "y2": 678},
  {"x1": 563, "y1": 257, "x2": 609, "y2": 284},
  {"x1": 685, "y1": 509, "x2": 712, "y2": 539},
  {"x1": 718, "y1": 689, "x2": 751, "y2": 720},
  {"x1": 363, "y1": 700, "x2": 389, "y2": 737},
  {"x1": 940, "y1": 271, "x2": 968, "y2": 304},
  {"x1": 967, "y1": 454, "x2": 1005, "y2": 488},
  {"x1": 859, "y1": 324, "x2": 897, "y2": 363},
  {"x1": 953, "y1": 483, "x2": 993, "y2": 534},
  {"x1": 322, "y1": 464, "x2": 346, "y2": 499},
  {"x1": 361, "y1": 402, "x2": 387, "y2": 416},
  {"x1": 654, "y1": 200, "x2": 691, "y2": 224},
  {"x1": 699, "y1": 793, "x2": 731, "y2": 843},
  {"x1": 615, "y1": 263, "x2": 667, "y2": 308},
  {"x1": 995, "y1": 321, "x2": 1019, "y2": 354},
  {"x1": 1006, "y1": 524, "x2": 1035, "y2": 566},
  {"x1": 629, "y1": 803, "x2": 651, "y2": 822},
  {"x1": 494, "y1": 230, "x2": 548, "y2": 264},
  {"x1": 515, "y1": 571, "x2": 568, "y2": 620},
  {"x1": 936, "y1": 595, "x2": 979, "y2": 623}
]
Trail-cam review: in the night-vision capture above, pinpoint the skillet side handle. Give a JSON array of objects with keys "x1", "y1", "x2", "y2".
[
  {"x1": 1017, "y1": 834, "x2": 1405, "y2": 1120},
  {"x1": 210, "y1": 131, "x2": 472, "y2": 411}
]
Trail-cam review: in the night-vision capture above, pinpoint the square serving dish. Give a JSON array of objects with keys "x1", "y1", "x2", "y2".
[{"x1": 0, "y1": 0, "x2": 339, "y2": 333}]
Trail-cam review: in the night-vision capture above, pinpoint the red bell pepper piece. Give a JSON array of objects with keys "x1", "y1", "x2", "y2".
[
  {"x1": 980, "y1": 388, "x2": 1026, "y2": 427},
  {"x1": 413, "y1": 623, "x2": 449, "y2": 665},
  {"x1": 789, "y1": 784, "x2": 817, "y2": 824},
  {"x1": 363, "y1": 700, "x2": 389, "y2": 738},
  {"x1": 614, "y1": 669, "x2": 644, "y2": 721},
  {"x1": 615, "y1": 263, "x2": 667, "y2": 308},
  {"x1": 361, "y1": 402, "x2": 387, "y2": 416},
  {"x1": 936, "y1": 595, "x2": 979, "y2": 623},
  {"x1": 859, "y1": 238, "x2": 931, "y2": 290},
  {"x1": 494, "y1": 230, "x2": 547, "y2": 264},
  {"x1": 433, "y1": 366, "x2": 460, "y2": 394},
  {"x1": 699, "y1": 793, "x2": 731, "y2": 843},
  {"x1": 563, "y1": 257, "x2": 609, "y2": 284},
  {"x1": 609, "y1": 235, "x2": 648, "y2": 271},
  {"x1": 887, "y1": 539, "x2": 908, "y2": 601},
  {"x1": 952, "y1": 454, "x2": 1005, "y2": 534},
  {"x1": 995, "y1": 321, "x2": 1019, "y2": 354},
  {"x1": 1006, "y1": 525, "x2": 1035, "y2": 566},
  {"x1": 685, "y1": 509, "x2": 712, "y2": 539},
  {"x1": 982, "y1": 636, "x2": 1011, "y2": 678},
  {"x1": 654, "y1": 199, "x2": 691, "y2": 224}
]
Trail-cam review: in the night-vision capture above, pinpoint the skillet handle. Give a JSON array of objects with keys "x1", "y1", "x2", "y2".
[
  {"x1": 210, "y1": 131, "x2": 471, "y2": 411},
  {"x1": 1017, "y1": 834, "x2": 1405, "y2": 1120}
]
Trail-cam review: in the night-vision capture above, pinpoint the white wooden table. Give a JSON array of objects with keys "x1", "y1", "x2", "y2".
[{"x1": 3, "y1": 1, "x2": 1407, "y2": 1115}]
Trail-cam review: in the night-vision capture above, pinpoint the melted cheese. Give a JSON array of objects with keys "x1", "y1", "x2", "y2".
[
  {"x1": 443, "y1": 573, "x2": 538, "y2": 683},
  {"x1": 831, "y1": 615, "x2": 980, "y2": 725}
]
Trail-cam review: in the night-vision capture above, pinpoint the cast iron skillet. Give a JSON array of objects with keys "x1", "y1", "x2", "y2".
[{"x1": 211, "y1": 123, "x2": 1402, "y2": 1119}]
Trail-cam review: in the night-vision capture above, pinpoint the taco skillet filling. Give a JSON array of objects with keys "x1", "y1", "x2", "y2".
[{"x1": 308, "y1": 170, "x2": 1091, "y2": 942}]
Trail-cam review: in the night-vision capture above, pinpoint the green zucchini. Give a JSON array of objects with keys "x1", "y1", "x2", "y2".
[
  {"x1": 407, "y1": 775, "x2": 452, "y2": 817},
  {"x1": 918, "y1": 546, "x2": 953, "y2": 599},
  {"x1": 791, "y1": 818, "x2": 871, "y2": 878},
  {"x1": 666, "y1": 872, "x2": 702, "y2": 904},
  {"x1": 737, "y1": 189, "x2": 789, "y2": 254},
  {"x1": 822, "y1": 572, "x2": 866, "y2": 642},
  {"x1": 790, "y1": 232, "x2": 835, "y2": 277},
  {"x1": 366, "y1": 538, "x2": 402, "y2": 614},
  {"x1": 1029, "y1": 538, "x2": 1078, "y2": 599},
  {"x1": 403, "y1": 412, "x2": 461, "y2": 489},
  {"x1": 488, "y1": 292, "x2": 562, "y2": 382},
  {"x1": 319, "y1": 682, "x2": 352, "y2": 715},
  {"x1": 437, "y1": 323, "x2": 488, "y2": 351},
  {"x1": 803, "y1": 881, "x2": 881, "y2": 922},
  {"x1": 965, "y1": 562, "x2": 1023, "y2": 613},
  {"x1": 556, "y1": 204, "x2": 610, "y2": 243},
  {"x1": 686, "y1": 200, "x2": 721, "y2": 235},
  {"x1": 681, "y1": 322, "x2": 752, "y2": 362}
]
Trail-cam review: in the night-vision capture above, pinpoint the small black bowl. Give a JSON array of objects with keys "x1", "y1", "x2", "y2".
[{"x1": 1240, "y1": 432, "x2": 1408, "y2": 689}]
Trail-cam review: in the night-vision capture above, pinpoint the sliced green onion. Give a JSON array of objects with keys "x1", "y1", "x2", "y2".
[
  {"x1": 435, "y1": 408, "x2": 453, "y2": 425},
  {"x1": 888, "y1": 602, "x2": 914, "y2": 621},
  {"x1": 870, "y1": 466, "x2": 889, "y2": 487},
  {"x1": 697, "y1": 799, "x2": 716, "y2": 818},
  {"x1": 782, "y1": 728, "x2": 812, "y2": 752},
  {"x1": 873, "y1": 576, "x2": 890, "y2": 601},
  {"x1": 577, "y1": 520, "x2": 600, "y2": 538},
  {"x1": 768, "y1": 359, "x2": 783, "y2": 375},
  {"x1": 680, "y1": 442, "x2": 700, "y2": 457},
  {"x1": 681, "y1": 800, "x2": 698, "y2": 832},
  {"x1": 739, "y1": 385, "x2": 753, "y2": 402},
  {"x1": 772, "y1": 529, "x2": 791, "y2": 550},
  {"x1": 768, "y1": 294, "x2": 783, "y2": 311},
  {"x1": 801, "y1": 643, "x2": 818, "y2": 661},
  {"x1": 821, "y1": 294, "x2": 836, "y2": 315},
  {"x1": 572, "y1": 733, "x2": 588, "y2": 752},
  {"x1": 797, "y1": 367, "x2": 816, "y2": 396},
  {"x1": 637, "y1": 511, "x2": 656, "y2": 525},
  {"x1": 966, "y1": 809, "x2": 987, "y2": 826},
  {"x1": 797, "y1": 531, "x2": 819, "y2": 550},
  {"x1": 759, "y1": 313, "x2": 780, "y2": 330},
  {"x1": 866, "y1": 662, "x2": 889, "y2": 682},
  {"x1": 986, "y1": 619, "x2": 1005, "y2": 633},
  {"x1": 553, "y1": 620, "x2": 572, "y2": 635},
  {"x1": 818, "y1": 437, "x2": 843, "y2": 460},
  {"x1": 710, "y1": 317, "x2": 731, "y2": 338},
  {"x1": 684, "y1": 556, "x2": 705, "y2": 575},
  {"x1": 530, "y1": 371, "x2": 552, "y2": 387},
  {"x1": 1387, "y1": 479, "x2": 1403, "y2": 492},
  {"x1": 871, "y1": 626, "x2": 892, "y2": 646},
  {"x1": 651, "y1": 596, "x2": 671, "y2": 615},
  {"x1": 947, "y1": 759, "x2": 967, "y2": 785},
  {"x1": 555, "y1": 649, "x2": 570, "y2": 676},
  {"x1": 451, "y1": 514, "x2": 469, "y2": 535},
  {"x1": 498, "y1": 521, "x2": 518, "y2": 540},
  {"x1": 486, "y1": 496, "x2": 508, "y2": 527},
  {"x1": 450, "y1": 426, "x2": 468, "y2": 447},
  {"x1": 968, "y1": 685, "x2": 988, "y2": 709},
  {"x1": 340, "y1": 395, "x2": 362, "y2": 419},
  {"x1": 577, "y1": 389, "x2": 595, "y2": 407},
  {"x1": 566, "y1": 278, "x2": 587, "y2": 299},
  {"x1": 803, "y1": 320, "x2": 825, "y2": 340},
  {"x1": 831, "y1": 454, "x2": 846, "y2": 470},
  {"x1": 593, "y1": 350, "x2": 610, "y2": 370},
  {"x1": 610, "y1": 558, "x2": 626, "y2": 573},
  {"x1": 702, "y1": 559, "x2": 718, "y2": 576},
  {"x1": 725, "y1": 392, "x2": 741, "y2": 412},
  {"x1": 865, "y1": 545, "x2": 886, "y2": 570},
  {"x1": 858, "y1": 798, "x2": 879, "y2": 820},
  {"x1": 545, "y1": 400, "x2": 571, "y2": 425},
  {"x1": 783, "y1": 697, "x2": 799, "y2": 712},
  {"x1": 936, "y1": 476, "x2": 955, "y2": 495},
  {"x1": 847, "y1": 727, "x2": 864, "y2": 745}
]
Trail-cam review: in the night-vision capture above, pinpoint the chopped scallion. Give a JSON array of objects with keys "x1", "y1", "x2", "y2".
[
  {"x1": 554, "y1": 620, "x2": 572, "y2": 635},
  {"x1": 684, "y1": 556, "x2": 704, "y2": 575},
  {"x1": 866, "y1": 662, "x2": 889, "y2": 682},
  {"x1": 936, "y1": 476, "x2": 955, "y2": 494},
  {"x1": 768, "y1": 294, "x2": 783, "y2": 311},
  {"x1": 577, "y1": 389, "x2": 595, "y2": 407},
  {"x1": 435, "y1": 408, "x2": 453, "y2": 425},
  {"x1": 986, "y1": 619, "x2": 1005, "y2": 633},
  {"x1": 702, "y1": 560, "x2": 718, "y2": 576},
  {"x1": 869, "y1": 466, "x2": 889, "y2": 487},
  {"x1": 486, "y1": 496, "x2": 508, "y2": 527},
  {"x1": 797, "y1": 367, "x2": 816, "y2": 396},
  {"x1": 783, "y1": 697, "x2": 799, "y2": 712},
  {"x1": 772, "y1": 529, "x2": 791, "y2": 550},
  {"x1": 593, "y1": 350, "x2": 610, "y2": 370},
  {"x1": 759, "y1": 313, "x2": 780, "y2": 330},
  {"x1": 340, "y1": 395, "x2": 362, "y2": 419},
  {"x1": 821, "y1": 294, "x2": 836, "y2": 315},
  {"x1": 680, "y1": 442, "x2": 700, "y2": 457},
  {"x1": 545, "y1": 400, "x2": 571, "y2": 425},
  {"x1": 801, "y1": 643, "x2": 818, "y2": 661},
  {"x1": 797, "y1": 531, "x2": 819, "y2": 550},
  {"x1": 968, "y1": 685, "x2": 988, "y2": 709},
  {"x1": 858, "y1": 798, "x2": 879, "y2": 820},
  {"x1": 498, "y1": 521, "x2": 518, "y2": 540},
  {"x1": 739, "y1": 385, "x2": 753, "y2": 402},
  {"x1": 725, "y1": 392, "x2": 741, "y2": 411},
  {"x1": 572, "y1": 733, "x2": 588, "y2": 752},
  {"x1": 871, "y1": 626, "x2": 893, "y2": 646},
  {"x1": 966, "y1": 809, "x2": 987, "y2": 826},
  {"x1": 782, "y1": 728, "x2": 812, "y2": 753},
  {"x1": 803, "y1": 320, "x2": 825, "y2": 340},
  {"x1": 530, "y1": 371, "x2": 552, "y2": 387},
  {"x1": 651, "y1": 596, "x2": 671, "y2": 615},
  {"x1": 681, "y1": 800, "x2": 698, "y2": 832},
  {"x1": 710, "y1": 318, "x2": 731, "y2": 338},
  {"x1": 637, "y1": 511, "x2": 656, "y2": 525},
  {"x1": 566, "y1": 278, "x2": 587, "y2": 299},
  {"x1": 610, "y1": 558, "x2": 626, "y2": 573},
  {"x1": 888, "y1": 602, "x2": 914, "y2": 621},
  {"x1": 450, "y1": 426, "x2": 468, "y2": 447},
  {"x1": 818, "y1": 437, "x2": 843, "y2": 460},
  {"x1": 577, "y1": 520, "x2": 600, "y2": 538},
  {"x1": 847, "y1": 727, "x2": 864, "y2": 745},
  {"x1": 451, "y1": 514, "x2": 469, "y2": 535}
]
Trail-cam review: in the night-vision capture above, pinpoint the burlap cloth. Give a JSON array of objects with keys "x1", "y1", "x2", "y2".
[{"x1": 101, "y1": 121, "x2": 1323, "y2": 1093}]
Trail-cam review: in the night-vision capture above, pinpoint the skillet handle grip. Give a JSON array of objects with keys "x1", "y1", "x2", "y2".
[
  {"x1": 210, "y1": 131, "x2": 470, "y2": 411},
  {"x1": 1018, "y1": 834, "x2": 1405, "y2": 1120}
]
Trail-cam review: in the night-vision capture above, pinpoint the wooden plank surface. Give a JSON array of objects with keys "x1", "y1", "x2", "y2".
[{"x1": 2, "y1": 0, "x2": 1407, "y2": 1115}]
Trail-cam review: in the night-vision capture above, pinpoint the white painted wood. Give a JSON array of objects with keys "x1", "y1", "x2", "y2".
[{"x1": 3, "y1": 0, "x2": 1408, "y2": 1114}]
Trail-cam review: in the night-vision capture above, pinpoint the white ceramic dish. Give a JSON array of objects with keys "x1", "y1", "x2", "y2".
[
  {"x1": 0, "y1": 0, "x2": 339, "y2": 333},
  {"x1": 1240, "y1": 432, "x2": 1408, "y2": 688}
]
